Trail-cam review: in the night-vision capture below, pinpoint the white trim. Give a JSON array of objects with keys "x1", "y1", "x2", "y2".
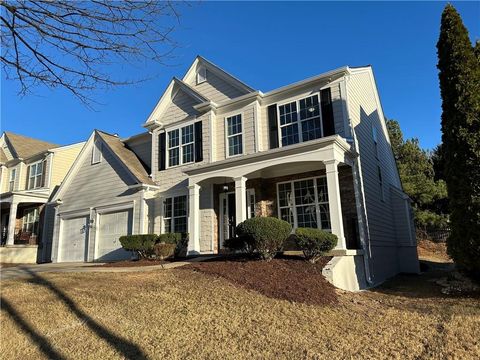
[
  {"x1": 94, "y1": 200, "x2": 135, "y2": 214},
  {"x1": 254, "y1": 101, "x2": 261, "y2": 152},
  {"x1": 224, "y1": 112, "x2": 245, "y2": 158},
  {"x1": 57, "y1": 214, "x2": 89, "y2": 263},
  {"x1": 46, "y1": 153, "x2": 54, "y2": 189},
  {"x1": 196, "y1": 65, "x2": 207, "y2": 84},
  {"x1": 59, "y1": 208, "x2": 91, "y2": 220}
]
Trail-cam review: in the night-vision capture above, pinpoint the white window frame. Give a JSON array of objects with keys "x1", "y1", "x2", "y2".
[
  {"x1": 247, "y1": 188, "x2": 256, "y2": 219},
  {"x1": 166, "y1": 120, "x2": 196, "y2": 169},
  {"x1": 277, "y1": 93, "x2": 324, "y2": 148},
  {"x1": 22, "y1": 207, "x2": 39, "y2": 235},
  {"x1": 9, "y1": 168, "x2": 16, "y2": 192},
  {"x1": 27, "y1": 161, "x2": 44, "y2": 190},
  {"x1": 197, "y1": 66, "x2": 207, "y2": 84},
  {"x1": 163, "y1": 195, "x2": 188, "y2": 233},
  {"x1": 276, "y1": 175, "x2": 331, "y2": 231},
  {"x1": 225, "y1": 113, "x2": 244, "y2": 158},
  {"x1": 92, "y1": 139, "x2": 102, "y2": 164}
]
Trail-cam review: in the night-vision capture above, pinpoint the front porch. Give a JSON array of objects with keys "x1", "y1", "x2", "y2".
[{"x1": 184, "y1": 136, "x2": 364, "y2": 256}]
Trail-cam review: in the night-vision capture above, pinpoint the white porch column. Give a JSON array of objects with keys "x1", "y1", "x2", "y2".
[
  {"x1": 325, "y1": 160, "x2": 346, "y2": 249},
  {"x1": 7, "y1": 202, "x2": 18, "y2": 245},
  {"x1": 187, "y1": 183, "x2": 201, "y2": 254},
  {"x1": 234, "y1": 176, "x2": 247, "y2": 225}
]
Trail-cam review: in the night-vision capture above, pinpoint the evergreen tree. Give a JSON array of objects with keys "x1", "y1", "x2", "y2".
[{"x1": 437, "y1": 4, "x2": 480, "y2": 277}]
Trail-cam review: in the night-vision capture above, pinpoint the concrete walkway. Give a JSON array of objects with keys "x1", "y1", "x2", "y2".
[{"x1": 0, "y1": 256, "x2": 216, "y2": 281}]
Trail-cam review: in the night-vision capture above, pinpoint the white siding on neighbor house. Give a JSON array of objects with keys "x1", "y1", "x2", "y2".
[
  {"x1": 50, "y1": 145, "x2": 83, "y2": 190},
  {"x1": 51, "y1": 142, "x2": 144, "y2": 262},
  {"x1": 188, "y1": 69, "x2": 248, "y2": 103},
  {"x1": 125, "y1": 135, "x2": 152, "y2": 170},
  {"x1": 346, "y1": 69, "x2": 407, "y2": 282}
]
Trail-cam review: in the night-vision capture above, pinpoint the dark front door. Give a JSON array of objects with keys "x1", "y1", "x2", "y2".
[{"x1": 227, "y1": 193, "x2": 236, "y2": 240}]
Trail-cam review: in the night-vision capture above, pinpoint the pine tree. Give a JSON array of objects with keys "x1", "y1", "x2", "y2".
[{"x1": 437, "y1": 4, "x2": 480, "y2": 277}]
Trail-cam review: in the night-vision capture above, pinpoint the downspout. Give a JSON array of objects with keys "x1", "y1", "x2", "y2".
[{"x1": 343, "y1": 72, "x2": 373, "y2": 285}]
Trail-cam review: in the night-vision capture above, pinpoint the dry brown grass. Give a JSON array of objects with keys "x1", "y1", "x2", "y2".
[
  {"x1": 417, "y1": 239, "x2": 452, "y2": 263},
  {"x1": 1, "y1": 265, "x2": 479, "y2": 360}
]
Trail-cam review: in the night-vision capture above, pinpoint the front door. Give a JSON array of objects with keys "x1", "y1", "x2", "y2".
[{"x1": 219, "y1": 189, "x2": 255, "y2": 248}]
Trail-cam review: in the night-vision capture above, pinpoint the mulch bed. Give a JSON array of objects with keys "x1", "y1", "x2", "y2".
[
  {"x1": 95, "y1": 259, "x2": 170, "y2": 267},
  {"x1": 182, "y1": 255, "x2": 338, "y2": 306}
]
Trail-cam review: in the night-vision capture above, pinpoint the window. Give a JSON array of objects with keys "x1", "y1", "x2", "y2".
[
  {"x1": 197, "y1": 66, "x2": 207, "y2": 84},
  {"x1": 9, "y1": 168, "x2": 16, "y2": 192},
  {"x1": 27, "y1": 161, "x2": 44, "y2": 189},
  {"x1": 372, "y1": 125, "x2": 379, "y2": 159},
  {"x1": 92, "y1": 140, "x2": 102, "y2": 164},
  {"x1": 247, "y1": 189, "x2": 256, "y2": 219},
  {"x1": 226, "y1": 114, "x2": 243, "y2": 156},
  {"x1": 377, "y1": 165, "x2": 384, "y2": 201},
  {"x1": 278, "y1": 94, "x2": 322, "y2": 147},
  {"x1": 277, "y1": 176, "x2": 331, "y2": 230},
  {"x1": 163, "y1": 195, "x2": 188, "y2": 233},
  {"x1": 22, "y1": 207, "x2": 39, "y2": 235},
  {"x1": 167, "y1": 124, "x2": 195, "y2": 167}
]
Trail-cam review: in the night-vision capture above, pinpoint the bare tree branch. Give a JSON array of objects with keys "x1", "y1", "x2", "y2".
[{"x1": 1, "y1": 0, "x2": 185, "y2": 105}]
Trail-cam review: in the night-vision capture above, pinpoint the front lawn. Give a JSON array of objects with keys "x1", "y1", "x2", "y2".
[{"x1": 1, "y1": 259, "x2": 479, "y2": 359}]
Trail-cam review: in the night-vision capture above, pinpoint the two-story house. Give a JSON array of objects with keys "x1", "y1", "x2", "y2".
[
  {"x1": 0, "y1": 132, "x2": 83, "y2": 263},
  {"x1": 48, "y1": 57, "x2": 419, "y2": 290}
]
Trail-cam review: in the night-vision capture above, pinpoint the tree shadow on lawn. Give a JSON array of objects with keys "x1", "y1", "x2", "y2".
[{"x1": 3, "y1": 268, "x2": 149, "y2": 360}]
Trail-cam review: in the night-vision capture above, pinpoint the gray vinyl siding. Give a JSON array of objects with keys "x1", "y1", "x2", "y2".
[
  {"x1": 52, "y1": 142, "x2": 144, "y2": 262},
  {"x1": 347, "y1": 69, "x2": 409, "y2": 282},
  {"x1": 189, "y1": 69, "x2": 247, "y2": 103},
  {"x1": 162, "y1": 90, "x2": 198, "y2": 126},
  {"x1": 125, "y1": 135, "x2": 152, "y2": 170}
]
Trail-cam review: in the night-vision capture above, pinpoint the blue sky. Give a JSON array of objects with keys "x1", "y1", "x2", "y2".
[{"x1": 1, "y1": 1, "x2": 479, "y2": 149}]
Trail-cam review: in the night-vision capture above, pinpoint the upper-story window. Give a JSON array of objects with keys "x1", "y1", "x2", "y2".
[
  {"x1": 278, "y1": 94, "x2": 322, "y2": 147},
  {"x1": 168, "y1": 124, "x2": 194, "y2": 167},
  {"x1": 92, "y1": 139, "x2": 102, "y2": 164},
  {"x1": 27, "y1": 161, "x2": 45, "y2": 189},
  {"x1": 196, "y1": 66, "x2": 207, "y2": 84},
  {"x1": 9, "y1": 168, "x2": 16, "y2": 192},
  {"x1": 226, "y1": 114, "x2": 243, "y2": 157}
]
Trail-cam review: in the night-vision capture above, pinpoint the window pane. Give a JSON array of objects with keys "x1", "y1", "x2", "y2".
[
  {"x1": 35, "y1": 174, "x2": 42, "y2": 188},
  {"x1": 278, "y1": 183, "x2": 293, "y2": 207},
  {"x1": 319, "y1": 203, "x2": 331, "y2": 229},
  {"x1": 182, "y1": 125, "x2": 194, "y2": 145},
  {"x1": 28, "y1": 177, "x2": 35, "y2": 189},
  {"x1": 164, "y1": 198, "x2": 172, "y2": 218},
  {"x1": 296, "y1": 205, "x2": 318, "y2": 228},
  {"x1": 169, "y1": 147, "x2": 179, "y2": 167},
  {"x1": 294, "y1": 179, "x2": 315, "y2": 205},
  {"x1": 168, "y1": 129, "x2": 179, "y2": 148},
  {"x1": 316, "y1": 177, "x2": 329, "y2": 202},
  {"x1": 279, "y1": 101, "x2": 297, "y2": 126},
  {"x1": 228, "y1": 135, "x2": 243, "y2": 156},
  {"x1": 227, "y1": 115, "x2": 242, "y2": 136},
  {"x1": 299, "y1": 95, "x2": 320, "y2": 120},
  {"x1": 174, "y1": 196, "x2": 187, "y2": 217},
  {"x1": 280, "y1": 208, "x2": 294, "y2": 226},
  {"x1": 174, "y1": 216, "x2": 187, "y2": 233},
  {"x1": 301, "y1": 117, "x2": 322, "y2": 142},
  {"x1": 164, "y1": 219, "x2": 172, "y2": 233},
  {"x1": 281, "y1": 123, "x2": 299, "y2": 146},
  {"x1": 183, "y1": 143, "x2": 194, "y2": 163}
]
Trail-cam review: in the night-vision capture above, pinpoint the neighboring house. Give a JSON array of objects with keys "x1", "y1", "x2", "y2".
[
  {"x1": 48, "y1": 56, "x2": 419, "y2": 290},
  {"x1": 0, "y1": 132, "x2": 83, "y2": 263}
]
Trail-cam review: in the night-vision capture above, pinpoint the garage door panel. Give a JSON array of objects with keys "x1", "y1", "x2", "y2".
[
  {"x1": 60, "y1": 216, "x2": 88, "y2": 262},
  {"x1": 96, "y1": 209, "x2": 132, "y2": 261}
]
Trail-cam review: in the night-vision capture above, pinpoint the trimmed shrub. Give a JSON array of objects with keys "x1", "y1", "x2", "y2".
[
  {"x1": 174, "y1": 233, "x2": 189, "y2": 259},
  {"x1": 294, "y1": 228, "x2": 337, "y2": 263},
  {"x1": 223, "y1": 235, "x2": 254, "y2": 254},
  {"x1": 236, "y1": 217, "x2": 292, "y2": 261},
  {"x1": 119, "y1": 234, "x2": 157, "y2": 259},
  {"x1": 157, "y1": 233, "x2": 182, "y2": 245},
  {"x1": 153, "y1": 243, "x2": 176, "y2": 260}
]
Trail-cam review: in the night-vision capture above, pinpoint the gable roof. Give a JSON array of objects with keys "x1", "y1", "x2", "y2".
[
  {"x1": 144, "y1": 77, "x2": 208, "y2": 127},
  {"x1": 0, "y1": 148, "x2": 7, "y2": 164},
  {"x1": 182, "y1": 56, "x2": 255, "y2": 94},
  {"x1": 96, "y1": 130, "x2": 154, "y2": 185},
  {"x1": 3, "y1": 131, "x2": 59, "y2": 159}
]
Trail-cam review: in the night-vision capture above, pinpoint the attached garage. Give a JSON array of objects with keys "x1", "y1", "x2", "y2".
[
  {"x1": 59, "y1": 216, "x2": 89, "y2": 262},
  {"x1": 95, "y1": 208, "x2": 133, "y2": 261}
]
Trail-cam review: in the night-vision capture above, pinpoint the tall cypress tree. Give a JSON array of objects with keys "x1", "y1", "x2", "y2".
[{"x1": 437, "y1": 4, "x2": 480, "y2": 277}]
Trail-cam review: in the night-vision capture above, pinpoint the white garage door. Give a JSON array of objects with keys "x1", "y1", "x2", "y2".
[
  {"x1": 96, "y1": 209, "x2": 133, "y2": 261},
  {"x1": 60, "y1": 216, "x2": 88, "y2": 262}
]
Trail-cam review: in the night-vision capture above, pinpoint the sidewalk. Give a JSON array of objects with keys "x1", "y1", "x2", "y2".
[{"x1": 0, "y1": 256, "x2": 216, "y2": 281}]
